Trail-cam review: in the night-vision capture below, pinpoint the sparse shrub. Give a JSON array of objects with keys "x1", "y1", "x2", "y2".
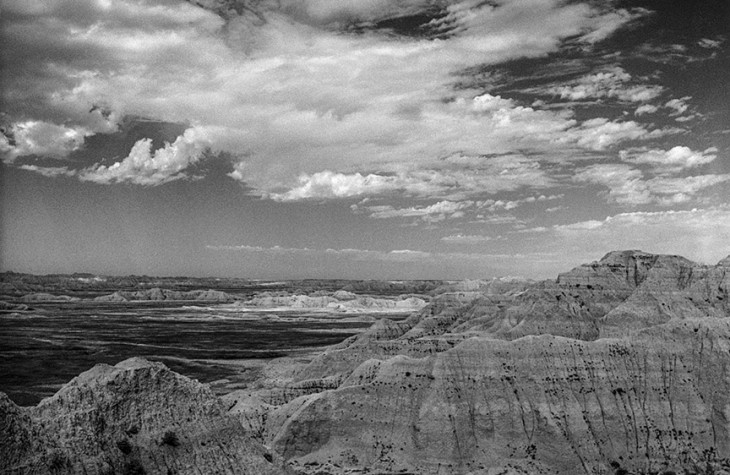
[
  {"x1": 263, "y1": 452, "x2": 273, "y2": 463},
  {"x1": 117, "y1": 438, "x2": 133, "y2": 455},
  {"x1": 161, "y1": 430, "x2": 179, "y2": 447},
  {"x1": 48, "y1": 450, "x2": 70, "y2": 472},
  {"x1": 125, "y1": 425, "x2": 139, "y2": 436},
  {"x1": 123, "y1": 459, "x2": 146, "y2": 475}
]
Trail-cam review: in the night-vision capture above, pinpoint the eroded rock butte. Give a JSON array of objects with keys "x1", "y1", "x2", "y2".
[{"x1": 2, "y1": 250, "x2": 730, "y2": 474}]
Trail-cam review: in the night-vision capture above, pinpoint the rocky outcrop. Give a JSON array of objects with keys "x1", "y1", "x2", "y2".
[
  {"x1": 238, "y1": 292, "x2": 428, "y2": 312},
  {"x1": 93, "y1": 288, "x2": 238, "y2": 302},
  {"x1": 241, "y1": 250, "x2": 730, "y2": 474},
  {"x1": 268, "y1": 318, "x2": 730, "y2": 474},
  {"x1": 0, "y1": 301, "x2": 29, "y2": 311},
  {"x1": 20, "y1": 293, "x2": 79, "y2": 303},
  {"x1": 4, "y1": 251, "x2": 730, "y2": 475},
  {"x1": 0, "y1": 358, "x2": 288, "y2": 474}
]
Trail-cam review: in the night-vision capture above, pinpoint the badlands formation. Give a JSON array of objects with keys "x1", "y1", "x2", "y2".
[{"x1": 2, "y1": 251, "x2": 730, "y2": 474}]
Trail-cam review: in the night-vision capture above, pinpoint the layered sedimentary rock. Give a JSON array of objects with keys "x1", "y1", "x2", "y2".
[
  {"x1": 250, "y1": 251, "x2": 730, "y2": 473},
  {"x1": 269, "y1": 318, "x2": 730, "y2": 474},
  {"x1": 93, "y1": 288, "x2": 239, "y2": 302},
  {"x1": 1, "y1": 358, "x2": 287, "y2": 474},
  {"x1": 19, "y1": 293, "x2": 80, "y2": 303},
  {"x1": 238, "y1": 292, "x2": 428, "y2": 312},
  {"x1": 3, "y1": 251, "x2": 730, "y2": 475}
]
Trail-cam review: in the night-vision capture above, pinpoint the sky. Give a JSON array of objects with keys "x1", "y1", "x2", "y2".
[{"x1": 1, "y1": 0, "x2": 729, "y2": 280}]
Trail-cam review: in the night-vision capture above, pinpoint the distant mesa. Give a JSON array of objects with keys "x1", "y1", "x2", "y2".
[
  {"x1": 0, "y1": 301, "x2": 29, "y2": 311},
  {"x1": 20, "y1": 292, "x2": 80, "y2": 303},
  {"x1": 234, "y1": 291, "x2": 429, "y2": 312},
  {"x1": 93, "y1": 288, "x2": 239, "y2": 302}
]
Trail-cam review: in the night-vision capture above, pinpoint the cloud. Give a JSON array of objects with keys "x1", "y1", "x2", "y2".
[
  {"x1": 574, "y1": 163, "x2": 730, "y2": 205},
  {"x1": 555, "y1": 118, "x2": 671, "y2": 151},
  {"x1": 698, "y1": 38, "x2": 723, "y2": 49},
  {"x1": 355, "y1": 200, "x2": 474, "y2": 222},
  {"x1": 441, "y1": 234, "x2": 498, "y2": 243},
  {"x1": 268, "y1": 151, "x2": 554, "y2": 201},
  {"x1": 619, "y1": 146, "x2": 718, "y2": 174},
  {"x1": 577, "y1": 8, "x2": 649, "y2": 44},
  {"x1": 2, "y1": 0, "x2": 661, "y2": 194},
  {"x1": 18, "y1": 164, "x2": 75, "y2": 178},
  {"x1": 1, "y1": 121, "x2": 90, "y2": 163},
  {"x1": 544, "y1": 66, "x2": 663, "y2": 103},
  {"x1": 79, "y1": 127, "x2": 211, "y2": 185},
  {"x1": 634, "y1": 104, "x2": 658, "y2": 116},
  {"x1": 664, "y1": 97, "x2": 691, "y2": 116},
  {"x1": 523, "y1": 207, "x2": 730, "y2": 266}
]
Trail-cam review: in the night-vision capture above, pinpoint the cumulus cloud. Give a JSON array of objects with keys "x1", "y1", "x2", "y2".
[
  {"x1": 268, "y1": 151, "x2": 555, "y2": 201},
  {"x1": 2, "y1": 0, "x2": 663, "y2": 192},
  {"x1": 545, "y1": 66, "x2": 663, "y2": 103},
  {"x1": 79, "y1": 127, "x2": 211, "y2": 185},
  {"x1": 634, "y1": 104, "x2": 658, "y2": 116},
  {"x1": 1, "y1": 121, "x2": 89, "y2": 163},
  {"x1": 555, "y1": 118, "x2": 669, "y2": 151},
  {"x1": 664, "y1": 97, "x2": 691, "y2": 116},
  {"x1": 619, "y1": 146, "x2": 718, "y2": 174}
]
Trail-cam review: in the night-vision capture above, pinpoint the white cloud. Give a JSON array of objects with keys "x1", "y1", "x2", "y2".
[
  {"x1": 441, "y1": 234, "x2": 498, "y2": 243},
  {"x1": 619, "y1": 146, "x2": 718, "y2": 173},
  {"x1": 665, "y1": 97, "x2": 691, "y2": 116},
  {"x1": 556, "y1": 118, "x2": 668, "y2": 151},
  {"x1": 533, "y1": 207, "x2": 730, "y2": 265},
  {"x1": 1, "y1": 121, "x2": 90, "y2": 163},
  {"x1": 698, "y1": 38, "x2": 723, "y2": 49},
  {"x1": 268, "y1": 152, "x2": 555, "y2": 201},
  {"x1": 79, "y1": 127, "x2": 211, "y2": 185},
  {"x1": 2, "y1": 0, "x2": 660, "y2": 192},
  {"x1": 634, "y1": 104, "x2": 658, "y2": 116},
  {"x1": 545, "y1": 66, "x2": 663, "y2": 103},
  {"x1": 356, "y1": 200, "x2": 474, "y2": 222},
  {"x1": 18, "y1": 164, "x2": 76, "y2": 178},
  {"x1": 574, "y1": 163, "x2": 730, "y2": 205}
]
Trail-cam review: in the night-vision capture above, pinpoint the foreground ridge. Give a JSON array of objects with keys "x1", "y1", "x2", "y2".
[{"x1": 2, "y1": 250, "x2": 730, "y2": 474}]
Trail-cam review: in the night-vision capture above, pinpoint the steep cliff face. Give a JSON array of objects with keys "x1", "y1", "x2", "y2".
[
  {"x1": 1, "y1": 358, "x2": 287, "y2": 474},
  {"x1": 269, "y1": 319, "x2": 730, "y2": 475},
  {"x1": 247, "y1": 251, "x2": 730, "y2": 474}
]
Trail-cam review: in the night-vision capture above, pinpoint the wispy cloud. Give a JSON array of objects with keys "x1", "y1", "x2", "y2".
[
  {"x1": 518, "y1": 207, "x2": 730, "y2": 265},
  {"x1": 205, "y1": 243, "x2": 554, "y2": 264},
  {"x1": 353, "y1": 200, "x2": 474, "y2": 222},
  {"x1": 441, "y1": 234, "x2": 499, "y2": 243},
  {"x1": 573, "y1": 163, "x2": 730, "y2": 205}
]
